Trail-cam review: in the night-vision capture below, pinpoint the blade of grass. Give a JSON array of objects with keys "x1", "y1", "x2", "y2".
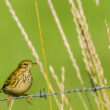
[{"x1": 34, "y1": 0, "x2": 53, "y2": 110}]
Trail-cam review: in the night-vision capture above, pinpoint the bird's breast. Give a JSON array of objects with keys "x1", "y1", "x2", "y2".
[
  {"x1": 4, "y1": 72, "x2": 33, "y2": 96},
  {"x1": 17, "y1": 73, "x2": 33, "y2": 89}
]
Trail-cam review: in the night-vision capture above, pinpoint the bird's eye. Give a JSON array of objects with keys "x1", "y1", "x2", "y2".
[{"x1": 24, "y1": 63, "x2": 27, "y2": 65}]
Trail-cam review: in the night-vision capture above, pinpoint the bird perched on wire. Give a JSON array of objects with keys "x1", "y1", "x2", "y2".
[{"x1": 0, "y1": 60, "x2": 37, "y2": 103}]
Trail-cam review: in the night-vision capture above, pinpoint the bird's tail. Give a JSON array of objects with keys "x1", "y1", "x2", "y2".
[{"x1": 0, "y1": 89, "x2": 3, "y2": 93}]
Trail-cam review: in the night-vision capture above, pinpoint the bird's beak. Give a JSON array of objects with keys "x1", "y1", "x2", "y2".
[{"x1": 32, "y1": 63, "x2": 38, "y2": 65}]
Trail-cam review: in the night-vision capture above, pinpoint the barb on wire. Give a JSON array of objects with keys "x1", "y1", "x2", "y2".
[{"x1": 0, "y1": 86, "x2": 110, "y2": 101}]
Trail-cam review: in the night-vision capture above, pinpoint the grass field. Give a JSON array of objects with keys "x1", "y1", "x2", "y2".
[{"x1": 0, "y1": 0, "x2": 110, "y2": 110}]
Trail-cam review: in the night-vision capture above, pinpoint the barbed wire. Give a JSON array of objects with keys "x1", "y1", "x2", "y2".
[{"x1": 0, "y1": 86, "x2": 110, "y2": 101}]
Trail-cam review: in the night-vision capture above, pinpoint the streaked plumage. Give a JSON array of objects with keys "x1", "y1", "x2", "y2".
[{"x1": 0, "y1": 60, "x2": 37, "y2": 97}]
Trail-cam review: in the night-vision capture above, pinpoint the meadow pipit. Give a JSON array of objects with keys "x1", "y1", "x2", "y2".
[{"x1": 0, "y1": 60, "x2": 37, "y2": 103}]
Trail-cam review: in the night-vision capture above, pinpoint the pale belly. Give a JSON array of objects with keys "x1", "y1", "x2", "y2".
[{"x1": 4, "y1": 73, "x2": 33, "y2": 96}]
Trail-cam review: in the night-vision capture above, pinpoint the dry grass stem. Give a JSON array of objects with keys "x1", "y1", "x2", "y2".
[
  {"x1": 49, "y1": 83, "x2": 60, "y2": 109},
  {"x1": 69, "y1": 1, "x2": 100, "y2": 107},
  {"x1": 49, "y1": 66, "x2": 61, "y2": 87},
  {"x1": 70, "y1": 0, "x2": 98, "y2": 85},
  {"x1": 9, "y1": 100, "x2": 14, "y2": 110},
  {"x1": 94, "y1": 0, "x2": 99, "y2": 5},
  {"x1": 69, "y1": 0, "x2": 110, "y2": 109},
  {"x1": 48, "y1": 0, "x2": 84, "y2": 87},
  {"x1": 48, "y1": 0, "x2": 90, "y2": 109},
  {"x1": 70, "y1": 0, "x2": 107, "y2": 86},
  {"x1": 49, "y1": 66, "x2": 73, "y2": 110},
  {"x1": 93, "y1": 93, "x2": 110, "y2": 109},
  {"x1": 76, "y1": 0, "x2": 86, "y2": 23},
  {"x1": 60, "y1": 67, "x2": 65, "y2": 110},
  {"x1": 105, "y1": 20, "x2": 110, "y2": 49}
]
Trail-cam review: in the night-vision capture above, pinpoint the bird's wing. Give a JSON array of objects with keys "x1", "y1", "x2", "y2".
[{"x1": 2, "y1": 70, "x2": 18, "y2": 89}]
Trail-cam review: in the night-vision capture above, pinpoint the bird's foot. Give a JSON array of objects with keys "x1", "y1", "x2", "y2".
[
  {"x1": 7, "y1": 95, "x2": 12, "y2": 104},
  {"x1": 24, "y1": 94, "x2": 32, "y2": 104}
]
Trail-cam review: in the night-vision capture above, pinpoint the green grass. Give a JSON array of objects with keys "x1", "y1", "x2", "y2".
[{"x1": 0, "y1": 0, "x2": 110, "y2": 110}]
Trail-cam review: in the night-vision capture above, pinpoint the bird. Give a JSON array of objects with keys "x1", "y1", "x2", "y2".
[{"x1": 0, "y1": 60, "x2": 37, "y2": 103}]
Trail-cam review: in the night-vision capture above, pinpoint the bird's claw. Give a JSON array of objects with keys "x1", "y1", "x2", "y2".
[
  {"x1": 25, "y1": 94, "x2": 32, "y2": 104},
  {"x1": 7, "y1": 95, "x2": 12, "y2": 105}
]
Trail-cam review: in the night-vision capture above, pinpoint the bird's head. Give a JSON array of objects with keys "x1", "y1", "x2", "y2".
[{"x1": 18, "y1": 60, "x2": 37, "y2": 71}]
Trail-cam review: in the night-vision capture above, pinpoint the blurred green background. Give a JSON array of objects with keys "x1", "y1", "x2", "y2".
[{"x1": 0, "y1": 0, "x2": 110, "y2": 110}]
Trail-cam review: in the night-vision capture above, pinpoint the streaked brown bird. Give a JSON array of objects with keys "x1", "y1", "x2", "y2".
[{"x1": 0, "y1": 60, "x2": 37, "y2": 103}]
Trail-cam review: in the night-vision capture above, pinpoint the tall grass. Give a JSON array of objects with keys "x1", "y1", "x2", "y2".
[
  {"x1": 69, "y1": 0, "x2": 110, "y2": 110},
  {"x1": 49, "y1": 66, "x2": 72, "y2": 110},
  {"x1": 4, "y1": 0, "x2": 110, "y2": 110}
]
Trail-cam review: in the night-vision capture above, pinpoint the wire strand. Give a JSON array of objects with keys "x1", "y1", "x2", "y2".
[{"x1": 0, "y1": 86, "x2": 110, "y2": 101}]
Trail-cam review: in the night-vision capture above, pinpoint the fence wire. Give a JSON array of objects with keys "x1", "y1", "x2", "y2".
[{"x1": 0, "y1": 86, "x2": 110, "y2": 101}]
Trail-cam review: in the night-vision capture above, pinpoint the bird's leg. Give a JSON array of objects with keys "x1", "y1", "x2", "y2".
[
  {"x1": 24, "y1": 94, "x2": 32, "y2": 104},
  {"x1": 27, "y1": 94, "x2": 32, "y2": 104},
  {"x1": 8, "y1": 95, "x2": 12, "y2": 104}
]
